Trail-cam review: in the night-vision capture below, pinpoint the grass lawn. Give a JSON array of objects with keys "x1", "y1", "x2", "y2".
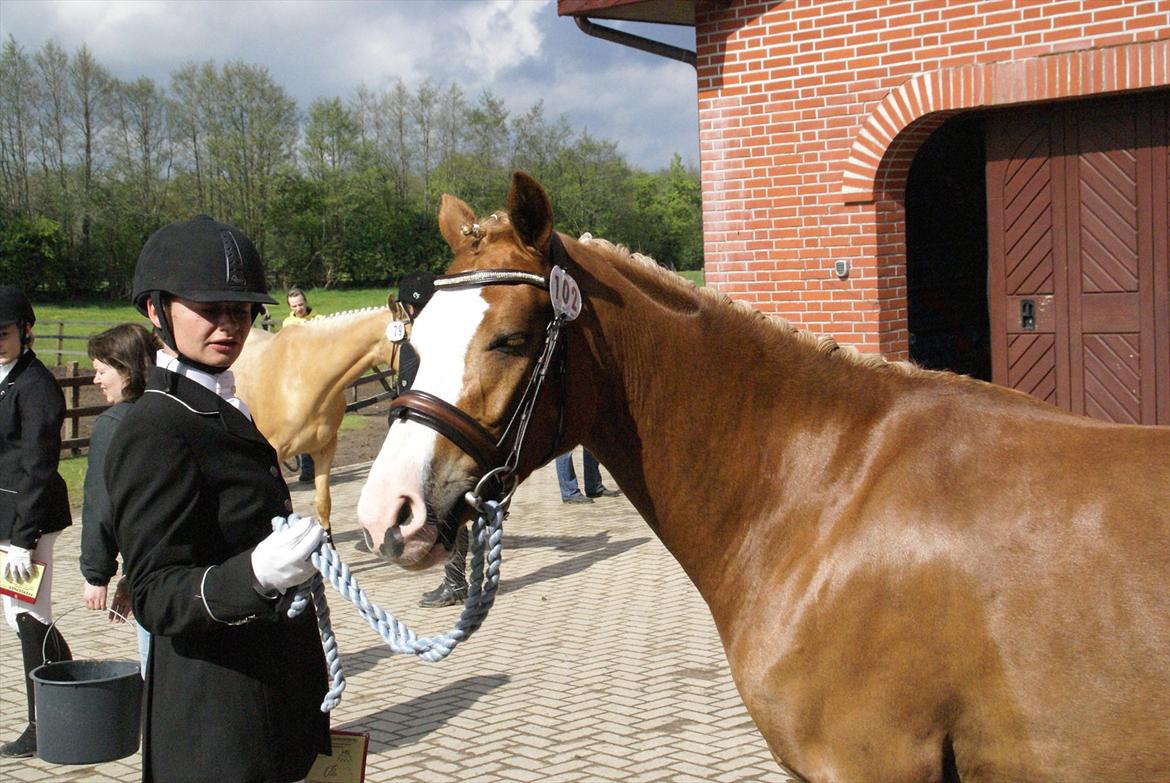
[{"x1": 58, "y1": 453, "x2": 87, "y2": 508}]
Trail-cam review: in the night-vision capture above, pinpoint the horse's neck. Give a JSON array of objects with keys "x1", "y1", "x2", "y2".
[
  {"x1": 288, "y1": 310, "x2": 393, "y2": 392},
  {"x1": 574, "y1": 260, "x2": 886, "y2": 603}
]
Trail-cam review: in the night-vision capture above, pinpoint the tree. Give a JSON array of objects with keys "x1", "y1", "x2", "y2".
[
  {"x1": 625, "y1": 155, "x2": 703, "y2": 269},
  {"x1": 169, "y1": 61, "x2": 216, "y2": 213},
  {"x1": 32, "y1": 40, "x2": 75, "y2": 255},
  {"x1": 201, "y1": 61, "x2": 298, "y2": 251},
  {"x1": 412, "y1": 79, "x2": 438, "y2": 213},
  {"x1": 0, "y1": 37, "x2": 35, "y2": 216},
  {"x1": 69, "y1": 44, "x2": 114, "y2": 270},
  {"x1": 510, "y1": 100, "x2": 571, "y2": 185}
]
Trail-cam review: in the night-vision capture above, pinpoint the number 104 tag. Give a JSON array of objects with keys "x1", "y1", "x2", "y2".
[{"x1": 549, "y1": 266, "x2": 581, "y2": 321}]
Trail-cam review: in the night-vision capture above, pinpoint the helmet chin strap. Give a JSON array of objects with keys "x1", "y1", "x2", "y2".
[{"x1": 151, "y1": 292, "x2": 230, "y2": 376}]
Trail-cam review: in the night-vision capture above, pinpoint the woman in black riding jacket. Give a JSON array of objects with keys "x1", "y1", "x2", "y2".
[
  {"x1": 105, "y1": 216, "x2": 330, "y2": 783},
  {"x1": 0, "y1": 286, "x2": 73, "y2": 760}
]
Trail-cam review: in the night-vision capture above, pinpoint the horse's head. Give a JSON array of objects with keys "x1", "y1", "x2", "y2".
[{"x1": 358, "y1": 172, "x2": 572, "y2": 569}]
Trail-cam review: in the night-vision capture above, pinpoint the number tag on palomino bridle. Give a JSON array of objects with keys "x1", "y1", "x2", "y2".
[
  {"x1": 550, "y1": 266, "x2": 581, "y2": 321},
  {"x1": 387, "y1": 320, "x2": 407, "y2": 342}
]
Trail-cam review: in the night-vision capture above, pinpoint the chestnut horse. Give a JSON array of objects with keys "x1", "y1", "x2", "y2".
[
  {"x1": 234, "y1": 299, "x2": 411, "y2": 531},
  {"x1": 357, "y1": 172, "x2": 1169, "y2": 782}
]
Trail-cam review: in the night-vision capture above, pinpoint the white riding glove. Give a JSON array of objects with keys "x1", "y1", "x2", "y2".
[
  {"x1": 250, "y1": 514, "x2": 325, "y2": 594},
  {"x1": 3, "y1": 545, "x2": 33, "y2": 583}
]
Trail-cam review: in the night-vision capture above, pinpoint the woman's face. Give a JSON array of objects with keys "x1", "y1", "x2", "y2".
[
  {"x1": 92, "y1": 358, "x2": 129, "y2": 404},
  {"x1": 0, "y1": 322, "x2": 26, "y2": 365},
  {"x1": 148, "y1": 297, "x2": 252, "y2": 369}
]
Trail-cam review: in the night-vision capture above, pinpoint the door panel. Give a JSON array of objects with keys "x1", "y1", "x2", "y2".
[
  {"x1": 987, "y1": 91, "x2": 1168, "y2": 424},
  {"x1": 1066, "y1": 97, "x2": 1148, "y2": 423}
]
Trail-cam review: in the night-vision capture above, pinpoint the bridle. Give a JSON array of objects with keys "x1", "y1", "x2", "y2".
[{"x1": 386, "y1": 234, "x2": 580, "y2": 510}]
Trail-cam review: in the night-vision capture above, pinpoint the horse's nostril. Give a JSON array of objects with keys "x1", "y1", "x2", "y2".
[
  {"x1": 395, "y1": 502, "x2": 412, "y2": 528},
  {"x1": 383, "y1": 525, "x2": 405, "y2": 559}
]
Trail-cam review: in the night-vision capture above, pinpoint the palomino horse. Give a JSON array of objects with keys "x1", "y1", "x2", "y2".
[
  {"x1": 357, "y1": 173, "x2": 1169, "y2": 782},
  {"x1": 234, "y1": 297, "x2": 411, "y2": 531}
]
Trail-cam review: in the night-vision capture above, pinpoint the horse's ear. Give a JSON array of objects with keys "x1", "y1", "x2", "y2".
[
  {"x1": 438, "y1": 193, "x2": 477, "y2": 251},
  {"x1": 386, "y1": 290, "x2": 398, "y2": 308},
  {"x1": 507, "y1": 171, "x2": 553, "y2": 256}
]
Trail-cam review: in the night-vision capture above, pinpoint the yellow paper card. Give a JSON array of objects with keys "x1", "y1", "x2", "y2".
[
  {"x1": 306, "y1": 730, "x2": 369, "y2": 783},
  {"x1": 0, "y1": 551, "x2": 46, "y2": 604}
]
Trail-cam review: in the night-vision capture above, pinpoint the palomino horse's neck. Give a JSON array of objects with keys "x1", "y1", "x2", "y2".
[
  {"x1": 288, "y1": 308, "x2": 401, "y2": 397},
  {"x1": 564, "y1": 241, "x2": 901, "y2": 608}
]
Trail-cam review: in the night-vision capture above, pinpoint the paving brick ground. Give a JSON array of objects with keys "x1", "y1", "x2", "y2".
[{"x1": 2, "y1": 450, "x2": 794, "y2": 782}]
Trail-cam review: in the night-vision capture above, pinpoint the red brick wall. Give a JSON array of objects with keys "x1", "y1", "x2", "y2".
[{"x1": 694, "y1": 0, "x2": 1169, "y2": 357}]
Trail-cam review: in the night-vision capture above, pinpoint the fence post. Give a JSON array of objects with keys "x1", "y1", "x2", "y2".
[
  {"x1": 56, "y1": 322, "x2": 65, "y2": 367},
  {"x1": 69, "y1": 362, "x2": 82, "y2": 456}
]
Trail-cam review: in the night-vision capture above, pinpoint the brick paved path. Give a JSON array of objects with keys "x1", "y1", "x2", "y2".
[{"x1": 2, "y1": 451, "x2": 793, "y2": 782}]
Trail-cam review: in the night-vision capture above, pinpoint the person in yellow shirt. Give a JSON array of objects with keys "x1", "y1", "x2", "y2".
[
  {"x1": 280, "y1": 288, "x2": 322, "y2": 482},
  {"x1": 281, "y1": 287, "x2": 321, "y2": 328}
]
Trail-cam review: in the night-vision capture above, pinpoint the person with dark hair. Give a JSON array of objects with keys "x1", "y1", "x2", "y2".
[
  {"x1": 105, "y1": 215, "x2": 330, "y2": 782},
  {"x1": 0, "y1": 285, "x2": 73, "y2": 759},
  {"x1": 80, "y1": 323, "x2": 158, "y2": 671},
  {"x1": 281, "y1": 286, "x2": 322, "y2": 483}
]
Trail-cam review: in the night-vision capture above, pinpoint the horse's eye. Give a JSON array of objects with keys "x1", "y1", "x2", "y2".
[{"x1": 488, "y1": 332, "x2": 529, "y2": 356}]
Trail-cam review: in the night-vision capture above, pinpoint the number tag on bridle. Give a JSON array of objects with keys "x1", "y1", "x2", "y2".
[
  {"x1": 387, "y1": 321, "x2": 407, "y2": 342},
  {"x1": 549, "y1": 266, "x2": 581, "y2": 321}
]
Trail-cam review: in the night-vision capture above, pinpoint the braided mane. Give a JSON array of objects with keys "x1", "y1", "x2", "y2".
[{"x1": 577, "y1": 233, "x2": 931, "y2": 380}]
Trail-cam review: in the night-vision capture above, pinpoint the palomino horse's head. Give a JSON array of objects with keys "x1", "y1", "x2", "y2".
[{"x1": 357, "y1": 172, "x2": 576, "y2": 569}]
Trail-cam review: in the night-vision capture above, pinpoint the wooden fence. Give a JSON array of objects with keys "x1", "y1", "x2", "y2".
[
  {"x1": 33, "y1": 318, "x2": 280, "y2": 367},
  {"x1": 55, "y1": 362, "x2": 398, "y2": 456},
  {"x1": 35, "y1": 319, "x2": 122, "y2": 366}
]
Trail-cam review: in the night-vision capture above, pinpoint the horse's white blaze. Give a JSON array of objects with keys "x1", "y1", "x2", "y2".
[{"x1": 357, "y1": 288, "x2": 489, "y2": 544}]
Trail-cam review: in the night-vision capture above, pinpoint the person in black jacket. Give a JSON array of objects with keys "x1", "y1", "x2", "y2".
[
  {"x1": 0, "y1": 285, "x2": 73, "y2": 759},
  {"x1": 79, "y1": 323, "x2": 157, "y2": 671},
  {"x1": 104, "y1": 216, "x2": 330, "y2": 783}
]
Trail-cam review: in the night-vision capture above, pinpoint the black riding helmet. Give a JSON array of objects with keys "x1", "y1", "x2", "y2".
[
  {"x1": 0, "y1": 285, "x2": 35, "y2": 328},
  {"x1": 0, "y1": 286, "x2": 35, "y2": 348},
  {"x1": 397, "y1": 271, "x2": 437, "y2": 317},
  {"x1": 133, "y1": 215, "x2": 276, "y2": 373}
]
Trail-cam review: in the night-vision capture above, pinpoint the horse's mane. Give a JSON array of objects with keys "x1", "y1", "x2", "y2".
[
  {"x1": 300, "y1": 306, "x2": 388, "y2": 326},
  {"x1": 576, "y1": 232, "x2": 934, "y2": 381}
]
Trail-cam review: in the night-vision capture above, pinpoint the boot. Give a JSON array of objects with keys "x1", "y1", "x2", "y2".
[
  {"x1": 0, "y1": 612, "x2": 72, "y2": 759},
  {"x1": 298, "y1": 453, "x2": 315, "y2": 483},
  {"x1": 419, "y1": 525, "x2": 469, "y2": 608}
]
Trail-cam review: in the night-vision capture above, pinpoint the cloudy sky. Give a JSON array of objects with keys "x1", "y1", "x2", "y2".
[{"x1": 0, "y1": 0, "x2": 699, "y2": 171}]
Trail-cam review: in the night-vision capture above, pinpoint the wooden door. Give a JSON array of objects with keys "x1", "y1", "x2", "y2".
[{"x1": 987, "y1": 91, "x2": 1169, "y2": 424}]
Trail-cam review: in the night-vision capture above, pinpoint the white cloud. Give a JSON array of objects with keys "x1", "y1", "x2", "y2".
[{"x1": 457, "y1": 0, "x2": 546, "y2": 79}]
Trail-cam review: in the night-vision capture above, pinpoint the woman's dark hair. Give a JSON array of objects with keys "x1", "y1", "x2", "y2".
[{"x1": 87, "y1": 323, "x2": 159, "y2": 401}]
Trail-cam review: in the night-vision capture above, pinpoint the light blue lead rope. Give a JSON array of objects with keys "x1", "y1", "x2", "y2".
[{"x1": 274, "y1": 499, "x2": 505, "y2": 712}]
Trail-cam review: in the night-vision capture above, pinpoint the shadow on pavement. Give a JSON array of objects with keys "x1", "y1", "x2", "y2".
[
  {"x1": 500, "y1": 535, "x2": 650, "y2": 595},
  {"x1": 336, "y1": 673, "x2": 511, "y2": 750}
]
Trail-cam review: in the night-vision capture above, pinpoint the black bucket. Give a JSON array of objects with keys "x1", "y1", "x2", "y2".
[{"x1": 30, "y1": 659, "x2": 143, "y2": 764}]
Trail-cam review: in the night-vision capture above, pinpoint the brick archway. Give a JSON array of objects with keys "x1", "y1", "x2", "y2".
[{"x1": 841, "y1": 39, "x2": 1170, "y2": 204}]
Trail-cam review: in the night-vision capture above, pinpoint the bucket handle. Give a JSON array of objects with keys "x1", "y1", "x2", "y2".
[{"x1": 39, "y1": 604, "x2": 141, "y2": 667}]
